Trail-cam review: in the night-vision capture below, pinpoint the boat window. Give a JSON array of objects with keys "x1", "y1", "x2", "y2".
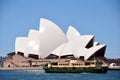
[
  {"x1": 63, "y1": 64, "x2": 68, "y2": 66},
  {"x1": 72, "y1": 63, "x2": 78, "y2": 66},
  {"x1": 91, "y1": 62, "x2": 95, "y2": 65},
  {"x1": 52, "y1": 62, "x2": 58, "y2": 65},
  {"x1": 80, "y1": 63, "x2": 83, "y2": 65},
  {"x1": 72, "y1": 63, "x2": 75, "y2": 65}
]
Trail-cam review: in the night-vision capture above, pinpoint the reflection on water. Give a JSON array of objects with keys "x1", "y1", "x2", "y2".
[{"x1": 0, "y1": 70, "x2": 120, "y2": 80}]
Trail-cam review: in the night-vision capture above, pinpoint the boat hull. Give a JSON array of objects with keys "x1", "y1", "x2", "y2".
[{"x1": 43, "y1": 66, "x2": 108, "y2": 73}]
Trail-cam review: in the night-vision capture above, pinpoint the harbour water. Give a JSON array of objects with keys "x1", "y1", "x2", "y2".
[{"x1": 0, "y1": 70, "x2": 120, "y2": 80}]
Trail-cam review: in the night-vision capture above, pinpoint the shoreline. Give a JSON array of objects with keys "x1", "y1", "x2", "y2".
[
  {"x1": 108, "y1": 66, "x2": 120, "y2": 70},
  {"x1": 1, "y1": 66, "x2": 120, "y2": 70},
  {"x1": 0, "y1": 67, "x2": 43, "y2": 70}
]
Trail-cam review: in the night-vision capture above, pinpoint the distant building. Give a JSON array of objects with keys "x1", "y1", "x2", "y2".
[
  {"x1": 0, "y1": 56, "x2": 6, "y2": 67},
  {"x1": 3, "y1": 18, "x2": 107, "y2": 68}
]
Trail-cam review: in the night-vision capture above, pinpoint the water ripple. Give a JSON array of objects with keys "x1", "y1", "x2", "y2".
[{"x1": 0, "y1": 70, "x2": 120, "y2": 80}]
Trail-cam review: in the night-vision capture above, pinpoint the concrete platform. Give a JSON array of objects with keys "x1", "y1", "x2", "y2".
[
  {"x1": 108, "y1": 66, "x2": 120, "y2": 70},
  {"x1": 0, "y1": 67, "x2": 43, "y2": 70}
]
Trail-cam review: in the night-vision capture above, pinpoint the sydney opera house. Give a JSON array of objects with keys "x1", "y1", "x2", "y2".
[{"x1": 3, "y1": 18, "x2": 107, "y2": 68}]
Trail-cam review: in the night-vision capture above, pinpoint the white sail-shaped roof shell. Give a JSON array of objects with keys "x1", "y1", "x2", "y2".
[
  {"x1": 85, "y1": 45, "x2": 106, "y2": 60},
  {"x1": 15, "y1": 37, "x2": 29, "y2": 57},
  {"x1": 51, "y1": 26, "x2": 98, "y2": 59},
  {"x1": 51, "y1": 43, "x2": 67, "y2": 56},
  {"x1": 52, "y1": 42, "x2": 73, "y2": 57},
  {"x1": 68, "y1": 35, "x2": 94, "y2": 51},
  {"x1": 28, "y1": 30, "x2": 41, "y2": 57},
  {"x1": 15, "y1": 18, "x2": 106, "y2": 60},
  {"x1": 60, "y1": 42, "x2": 73, "y2": 56},
  {"x1": 28, "y1": 29, "x2": 40, "y2": 41},
  {"x1": 52, "y1": 41, "x2": 106, "y2": 60},
  {"x1": 79, "y1": 35, "x2": 94, "y2": 47},
  {"x1": 39, "y1": 18, "x2": 68, "y2": 58},
  {"x1": 69, "y1": 44, "x2": 106, "y2": 60},
  {"x1": 66, "y1": 26, "x2": 80, "y2": 41},
  {"x1": 66, "y1": 26, "x2": 94, "y2": 48},
  {"x1": 73, "y1": 47, "x2": 88, "y2": 58},
  {"x1": 94, "y1": 42, "x2": 99, "y2": 46}
]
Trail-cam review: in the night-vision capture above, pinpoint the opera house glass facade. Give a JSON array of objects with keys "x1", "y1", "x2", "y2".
[{"x1": 15, "y1": 18, "x2": 106, "y2": 60}]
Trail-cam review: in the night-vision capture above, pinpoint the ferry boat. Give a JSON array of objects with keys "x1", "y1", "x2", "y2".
[{"x1": 43, "y1": 59, "x2": 108, "y2": 73}]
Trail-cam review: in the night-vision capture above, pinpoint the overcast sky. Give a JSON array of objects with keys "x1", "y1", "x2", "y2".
[{"x1": 0, "y1": 0, "x2": 120, "y2": 58}]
